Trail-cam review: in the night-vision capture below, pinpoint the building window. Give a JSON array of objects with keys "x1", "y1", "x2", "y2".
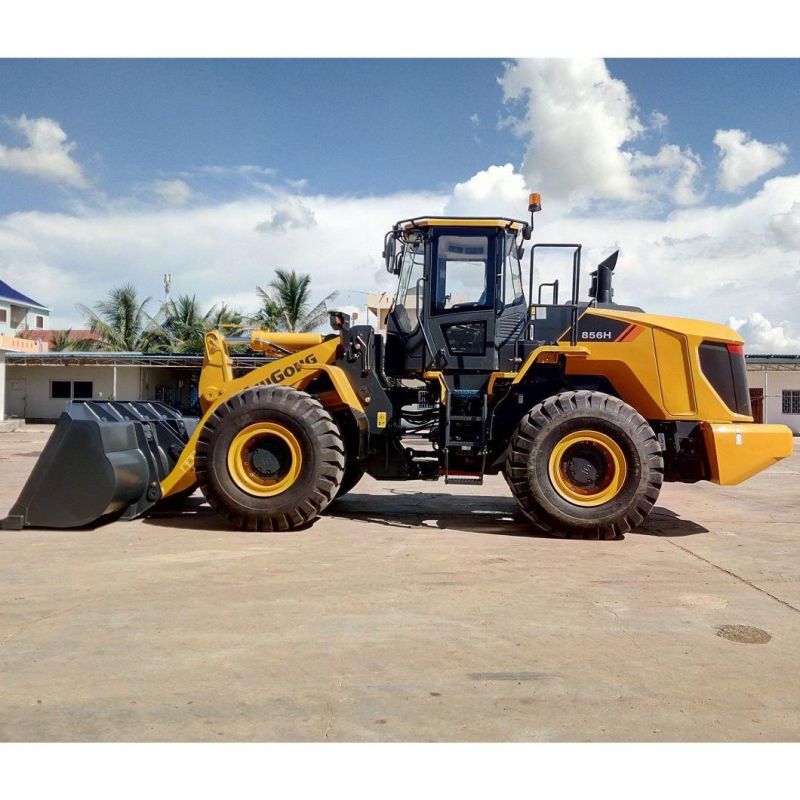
[
  {"x1": 782, "y1": 390, "x2": 800, "y2": 415},
  {"x1": 51, "y1": 380, "x2": 71, "y2": 399},
  {"x1": 73, "y1": 381, "x2": 93, "y2": 399},
  {"x1": 50, "y1": 380, "x2": 93, "y2": 400},
  {"x1": 35, "y1": 315, "x2": 45, "y2": 328},
  {"x1": 0, "y1": 309, "x2": 6, "y2": 323}
]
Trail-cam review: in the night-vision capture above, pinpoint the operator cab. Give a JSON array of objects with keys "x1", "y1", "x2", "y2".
[{"x1": 383, "y1": 217, "x2": 529, "y2": 377}]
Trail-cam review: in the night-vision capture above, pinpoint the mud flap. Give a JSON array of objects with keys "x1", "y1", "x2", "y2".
[{"x1": 1, "y1": 401, "x2": 191, "y2": 530}]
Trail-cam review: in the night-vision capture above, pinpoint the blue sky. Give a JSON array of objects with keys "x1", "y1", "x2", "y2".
[
  {"x1": 0, "y1": 58, "x2": 799, "y2": 350},
  {"x1": 0, "y1": 59, "x2": 523, "y2": 210},
  {"x1": 3, "y1": 59, "x2": 800, "y2": 207}
]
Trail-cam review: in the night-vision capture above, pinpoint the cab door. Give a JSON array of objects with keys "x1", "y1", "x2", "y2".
[
  {"x1": 495, "y1": 232, "x2": 527, "y2": 370},
  {"x1": 425, "y1": 227, "x2": 500, "y2": 373}
]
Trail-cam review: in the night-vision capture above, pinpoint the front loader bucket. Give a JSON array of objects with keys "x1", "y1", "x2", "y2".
[{"x1": 1, "y1": 400, "x2": 191, "y2": 530}]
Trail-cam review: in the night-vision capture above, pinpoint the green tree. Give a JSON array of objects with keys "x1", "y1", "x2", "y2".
[
  {"x1": 253, "y1": 296, "x2": 282, "y2": 332},
  {"x1": 78, "y1": 283, "x2": 155, "y2": 352},
  {"x1": 206, "y1": 302, "x2": 243, "y2": 335},
  {"x1": 151, "y1": 294, "x2": 243, "y2": 354},
  {"x1": 47, "y1": 329, "x2": 96, "y2": 352},
  {"x1": 256, "y1": 268, "x2": 337, "y2": 332},
  {"x1": 49, "y1": 329, "x2": 75, "y2": 352}
]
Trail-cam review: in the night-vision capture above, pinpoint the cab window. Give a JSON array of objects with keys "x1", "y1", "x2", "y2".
[
  {"x1": 433, "y1": 234, "x2": 491, "y2": 312},
  {"x1": 392, "y1": 238, "x2": 425, "y2": 333},
  {"x1": 502, "y1": 234, "x2": 525, "y2": 307}
]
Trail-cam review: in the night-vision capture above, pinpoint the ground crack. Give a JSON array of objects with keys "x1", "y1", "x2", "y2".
[
  {"x1": 603, "y1": 605, "x2": 641, "y2": 649},
  {"x1": 0, "y1": 603, "x2": 83, "y2": 647},
  {"x1": 666, "y1": 540, "x2": 800, "y2": 614}
]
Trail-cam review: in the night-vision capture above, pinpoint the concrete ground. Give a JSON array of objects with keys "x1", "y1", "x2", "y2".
[{"x1": 0, "y1": 425, "x2": 798, "y2": 742}]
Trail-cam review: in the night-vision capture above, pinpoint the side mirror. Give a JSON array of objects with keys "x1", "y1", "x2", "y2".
[
  {"x1": 329, "y1": 310, "x2": 351, "y2": 332},
  {"x1": 516, "y1": 245, "x2": 525, "y2": 260},
  {"x1": 383, "y1": 232, "x2": 397, "y2": 272}
]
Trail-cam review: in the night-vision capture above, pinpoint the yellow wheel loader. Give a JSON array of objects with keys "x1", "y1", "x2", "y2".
[{"x1": 3, "y1": 195, "x2": 793, "y2": 539}]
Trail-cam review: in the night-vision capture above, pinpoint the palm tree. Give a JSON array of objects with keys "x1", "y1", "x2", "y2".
[
  {"x1": 151, "y1": 294, "x2": 243, "y2": 354},
  {"x1": 256, "y1": 268, "x2": 337, "y2": 332},
  {"x1": 49, "y1": 329, "x2": 75, "y2": 352},
  {"x1": 47, "y1": 329, "x2": 97, "y2": 352},
  {"x1": 207, "y1": 303, "x2": 243, "y2": 335},
  {"x1": 78, "y1": 283, "x2": 153, "y2": 352},
  {"x1": 252, "y1": 296, "x2": 282, "y2": 332}
]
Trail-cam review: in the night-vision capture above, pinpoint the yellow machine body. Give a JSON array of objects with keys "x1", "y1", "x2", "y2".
[
  {"x1": 160, "y1": 306, "x2": 793, "y2": 500},
  {"x1": 501, "y1": 306, "x2": 793, "y2": 484}
]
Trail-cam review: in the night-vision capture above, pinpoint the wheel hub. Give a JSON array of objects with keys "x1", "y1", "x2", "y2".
[
  {"x1": 227, "y1": 422, "x2": 303, "y2": 497},
  {"x1": 248, "y1": 442, "x2": 285, "y2": 480},
  {"x1": 547, "y1": 429, "x2": 627, "y2": 507},
  {"x1": 562, "y1": 447, "x2": 608, "y2": 489}
]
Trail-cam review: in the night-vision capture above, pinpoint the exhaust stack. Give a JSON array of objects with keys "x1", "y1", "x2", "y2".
[{"x1": 589, "y1": 250, "x2": 619, "y2": 304}]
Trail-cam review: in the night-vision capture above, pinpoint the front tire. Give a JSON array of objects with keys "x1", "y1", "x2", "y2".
[
  {"x1": 196, "y1": 386, "x2": 345, "y2": 531},
  {"x1": 505, "y1": 390, "x2": 663, "y2": 539}
]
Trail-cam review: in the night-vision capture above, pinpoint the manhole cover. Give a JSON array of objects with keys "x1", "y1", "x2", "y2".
[{"x1": 715, "y1": 624, "x2": 771, "y2": 645}]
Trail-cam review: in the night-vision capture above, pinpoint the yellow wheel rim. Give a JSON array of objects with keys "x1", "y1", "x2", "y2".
[
  {"x1": 226, "y1": 422, "x2": 302, "y2": 497},
  {"x1": 548, "y1": 429, "x2": 627, "y2": 507}
]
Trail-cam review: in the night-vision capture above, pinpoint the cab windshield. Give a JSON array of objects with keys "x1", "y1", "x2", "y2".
[{"x1": 433, "y1": 233, "x2": 492, "y2": 312}]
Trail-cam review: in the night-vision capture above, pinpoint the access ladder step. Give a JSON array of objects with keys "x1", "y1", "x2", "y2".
[
  {"x1": 445, "y1": 474, "x2": 484, "y2": 486},
  {"x1": 449, "y1": 415, "x2": 484, "y2": 422}
]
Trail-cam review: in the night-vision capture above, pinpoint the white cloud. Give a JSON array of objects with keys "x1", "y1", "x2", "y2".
[
  {"x1": 445, "y1": 163, "x2": 527, "y2": 217},
  {"x1": 0, "y1": 188, "x2": 446, "y2": 329},
  {"x1": 153, "y1": 179, "x2": 192, "y2": 207},
  {"x1": 255, "y1": 196, "x2": 318, "y2": 233},
  {"x1": 500, "y1": 59, "x2": 643, "y2": 205},
  {"x1": 648, "y1": 111, "x2": 669, "y2": 131},
  {"x1": 714, "y1": 129, "x2": 787, "y2": 193},
  {"x1": 769, "y1": 201, "x2": 800, "y2": 249},
  {"x1": 633, "y1": 144, "x2": 705, "y2": 206},
  {"x1": 499, "y1": 60, "x2": 705, "y2": 210},
  {"x1": 728, "y1": 312, "x2": 800, "y2": 354},
  {"x1": 0, "y1": 115, "x2": 87, "y2": 187},
  {"x1": 5, "y1": 166, "x2": 800, "y2": 345}
]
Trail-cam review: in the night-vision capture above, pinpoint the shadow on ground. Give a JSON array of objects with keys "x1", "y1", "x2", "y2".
[{"x1": 142, "y1": 490, "x2": 708, "y2": 539}]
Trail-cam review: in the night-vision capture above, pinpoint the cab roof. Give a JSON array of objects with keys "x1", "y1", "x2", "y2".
[{"x1": 394, "y1": 216, "x2": 527, "y2": 232}]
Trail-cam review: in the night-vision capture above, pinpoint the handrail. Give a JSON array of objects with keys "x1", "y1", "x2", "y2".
[{"x1": 528, "y1": 244, "x2": 582, "y2": 346}]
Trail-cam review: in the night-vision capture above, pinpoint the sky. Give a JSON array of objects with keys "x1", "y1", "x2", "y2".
[{"x1": 0, "y1": 58, "x2": 799, "y2": 351}]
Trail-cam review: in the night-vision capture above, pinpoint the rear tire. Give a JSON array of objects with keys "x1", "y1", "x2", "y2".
[
  {"x1": 505, "y1": 390, "x2": 663, "y2": 540},
  {"x1": 196, "y1": 386, "x2": 345, "y2": 531}
]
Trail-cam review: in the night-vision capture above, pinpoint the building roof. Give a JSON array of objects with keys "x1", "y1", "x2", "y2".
[
  {"x1": 746, "y1": 354, "x2": 800, "y2": 371},
  {"x1": 19, "y1": 328, "x2": 103, "y2": 345},
  {"x1": 0, "y1": 279, "x2": 49, "y2": 311},
  {"x1": 5, "y1": 351, "x2": 274, "y2": 369}
]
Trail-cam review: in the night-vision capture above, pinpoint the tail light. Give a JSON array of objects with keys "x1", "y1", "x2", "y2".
[{"x1": 699, "y1": 341, "x2": 751, "y2": 416}]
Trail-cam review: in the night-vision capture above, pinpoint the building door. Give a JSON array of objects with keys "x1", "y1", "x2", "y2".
[
  {"x1": 8, "y1": 378, "x2": 26, "y2": 418},
  {"x1": 749, "y1": 388, "x2": 764, "y2": 423}
]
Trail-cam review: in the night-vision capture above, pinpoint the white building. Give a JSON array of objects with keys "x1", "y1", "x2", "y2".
[
  {"x1": 0, "y1": 279, "x2": 50, "y2": 336},
  {"x1": 4, "y1": 351, "x2": 268, "y2": 422},
  {"x1": 746, "y1": 355, "x2": 800, "y2": 434}
]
